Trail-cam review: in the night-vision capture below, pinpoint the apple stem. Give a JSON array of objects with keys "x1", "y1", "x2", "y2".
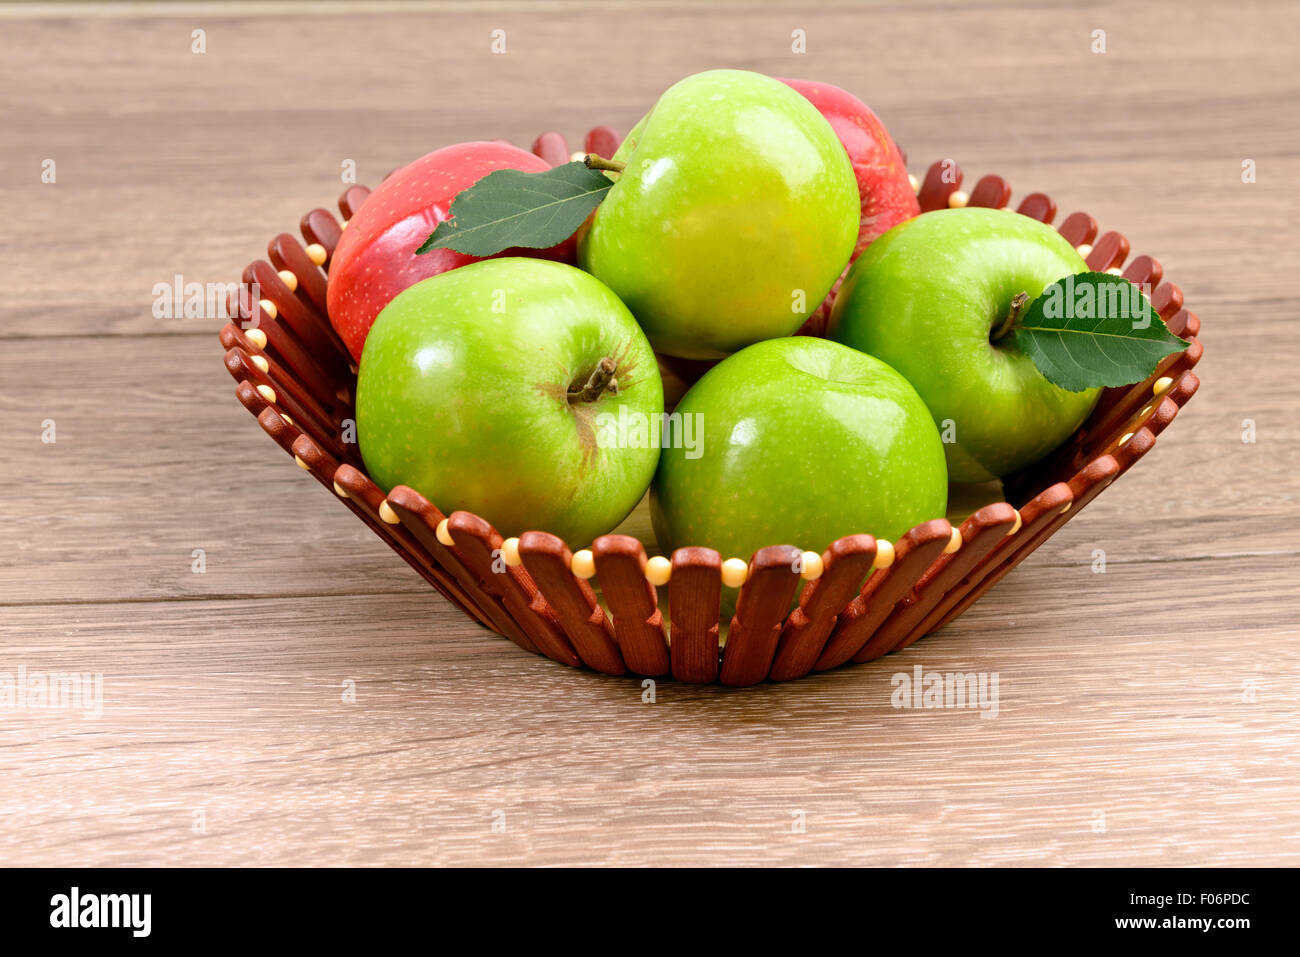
[
  {"x1": 584, "y1": 154, "x2": 627, "y2": 174},
  {"x1": 569, "y1": 357, "x2": 619, "y2": 403},
  {"x1": 992, "y1": 291, "x2": 1031, "y2": 342}
]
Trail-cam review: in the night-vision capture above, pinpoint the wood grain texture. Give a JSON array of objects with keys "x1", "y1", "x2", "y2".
[{"x1": 1, "y1": 0, "x2": 1298, "y2": 867}]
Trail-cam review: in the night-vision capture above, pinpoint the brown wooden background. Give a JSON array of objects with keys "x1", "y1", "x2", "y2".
[{"x1": 2, "y1": 0, "x2": 1297, "y2": 866}]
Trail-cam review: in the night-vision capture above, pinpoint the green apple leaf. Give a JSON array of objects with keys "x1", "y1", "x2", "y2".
[
  {"x1": 416, "y1": 162, "x2": 612, "y2": 256},
  {"x1": 1008, "y1": 272, "x2": 1189, "y2": 392}
]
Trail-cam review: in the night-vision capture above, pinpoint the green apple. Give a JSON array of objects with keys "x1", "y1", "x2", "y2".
[
  {"x1": 651, "y1": 337, "x2": 947, "y2": 563},
  {"x1": 356, "y1": 258, "x2": 663, "y2": 546},
  {"x1": 830, "y1": 207, "x2": 1101, "y2": 482},
  {"x1": 579, "y1": 69, "x2": 859, "y2": 360}
]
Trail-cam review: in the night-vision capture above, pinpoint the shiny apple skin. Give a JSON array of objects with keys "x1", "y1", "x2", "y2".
[
  {"x1": 830, "y1": 207, "x2": 1101, "y2": 483},
  {"x1": 651, "y1": 336, "x2": 947, "y2": 563},
  {"x1": 356, "y1": 259, "x2": 662, "y2": 548},
  {"x1": 578, "y1": 70, "x2": 859, "y2": 360},
  {"x1": 779, "y1": 77, "x2": 921, "y2": 335},
  {"x1": 328, "y1": 141, "x2": 575, "y2": 361}
]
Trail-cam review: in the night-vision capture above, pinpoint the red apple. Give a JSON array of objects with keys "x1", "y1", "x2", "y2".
[
  {"x1": 779, "y1": 78, "x2": 920, "y2": 335},
  {"x1": 328, "y1": 141, "x2": 576, "y2": 360}
]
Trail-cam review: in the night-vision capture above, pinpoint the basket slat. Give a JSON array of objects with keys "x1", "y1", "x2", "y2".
[
  {"x1": 339, "y1": 185, "x2": 371, "y2": 220},
  {"x1": 244, "y1": 260, "x2": 352, "y2": 379},
  {"x1": 848, "y1": 522, "x2": 962, "y2": 664},
  {"x1": 224, "y1": 346, "x2": 347, "y2": 460},
  {"x1": 591, "y1": 535, "x2": 670, "y2": 677},
  {"x1": 1167, "y1": 308, "x2": 1199, "y2": 338},
  {"x1": 901, "y1": 480, "x2": 1074, "y2": 645},
  {"x1": 1085, "y1": 230, "x2": 1131, "y2": 272},
  {"x1": 224, "y1": 289, "x2": 342, "y2": 408},
  {"x1": 769, "y1": 535, "x2": 877, "y2": 681},
  {"x1": 382, "y1": 491, "x2": 543, "y2": 654},
  {"x1": 1056, "y1": 211, "x2": 1099, "y2": 248},
  {"x1": 437, "y1": 510, "x2": 581, "y2": 665},
  {"x1": 1016, "y1": 192, "x2": 1057, "y2": 223},
  {"x1": 300, "y1": 208, "x2": 342, "y2": 261},
  {"x1": 320, "y1": 461, "x2": 492, "y2": 626},
  {"x1": 967, "y1": 174, "x2": 1011, "y2": 209},
  {"x1": 289, "y1": 438, "x2": 495, "y2": 629},
  {"x1": 917, "y1": 159, "x2": 962, "y2": 212},
  {"x1": 583, "y1": 126, "x2": 621, "y2": 160},
  {"x1": 932, "y1": 473, "x2": 1124, "y2": 633},
  {"x1": 1085, "y1": 341, "x2": 1202, "y2": 450},
  {"x1": 1079, "y1": 371, "x2": 1198, "y2": 469},
  {"x1": 720, "y1": 545, "x2": 803, "y2": 687},
  {"x1": 531, "y1": 131, "x2": 570, "y2": 167},
  {"x1": 815, "y1": 519, "x2": 953, "y2": 670},
  {"x1": 669, "y1": 548, "x2": 722, "y2": 683},
  {"x1": 1122, "y1": 254, "x2": 1163, "y2": 288},
  {"x1": 928, "y1": 455, "x2": 1122, "y2": 635},
  {"x1": 518, "y1": 532, "x2": 625, "y2": 674},
  {"x1": 1151, "y1": 281, "x2": 1183, "y2": 319},
  {"x1": 863, "y1": 504, "x2": 1020, "y2": 660},
  {"x1": 251, "y1": 396, "x2": 300, "y2": 455},
  {"x1": 1005, "y1": 319, "x2": 1200, "y2": 507},
  {"x1": 269, "y1": 233, "x2": 330, "y2": 318}
]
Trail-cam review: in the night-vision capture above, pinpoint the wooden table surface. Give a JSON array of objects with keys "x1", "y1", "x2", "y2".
[{"x1": 2, "y1": 0, "x2": 1297, "y2": 867}]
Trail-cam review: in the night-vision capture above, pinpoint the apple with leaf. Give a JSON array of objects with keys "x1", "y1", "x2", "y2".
[{"x1": 327, "y1": 141, "x2": 576, "y2": 361}]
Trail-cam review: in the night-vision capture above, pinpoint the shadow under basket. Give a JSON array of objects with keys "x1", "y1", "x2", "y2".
[{"x1": 218, "y1": 148, "x2": 1203, "y2": 686}]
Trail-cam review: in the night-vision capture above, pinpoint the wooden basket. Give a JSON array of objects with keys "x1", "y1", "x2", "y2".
[{"x1": 217, "y1": 133, "x2": 1203, "y2": 686}]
